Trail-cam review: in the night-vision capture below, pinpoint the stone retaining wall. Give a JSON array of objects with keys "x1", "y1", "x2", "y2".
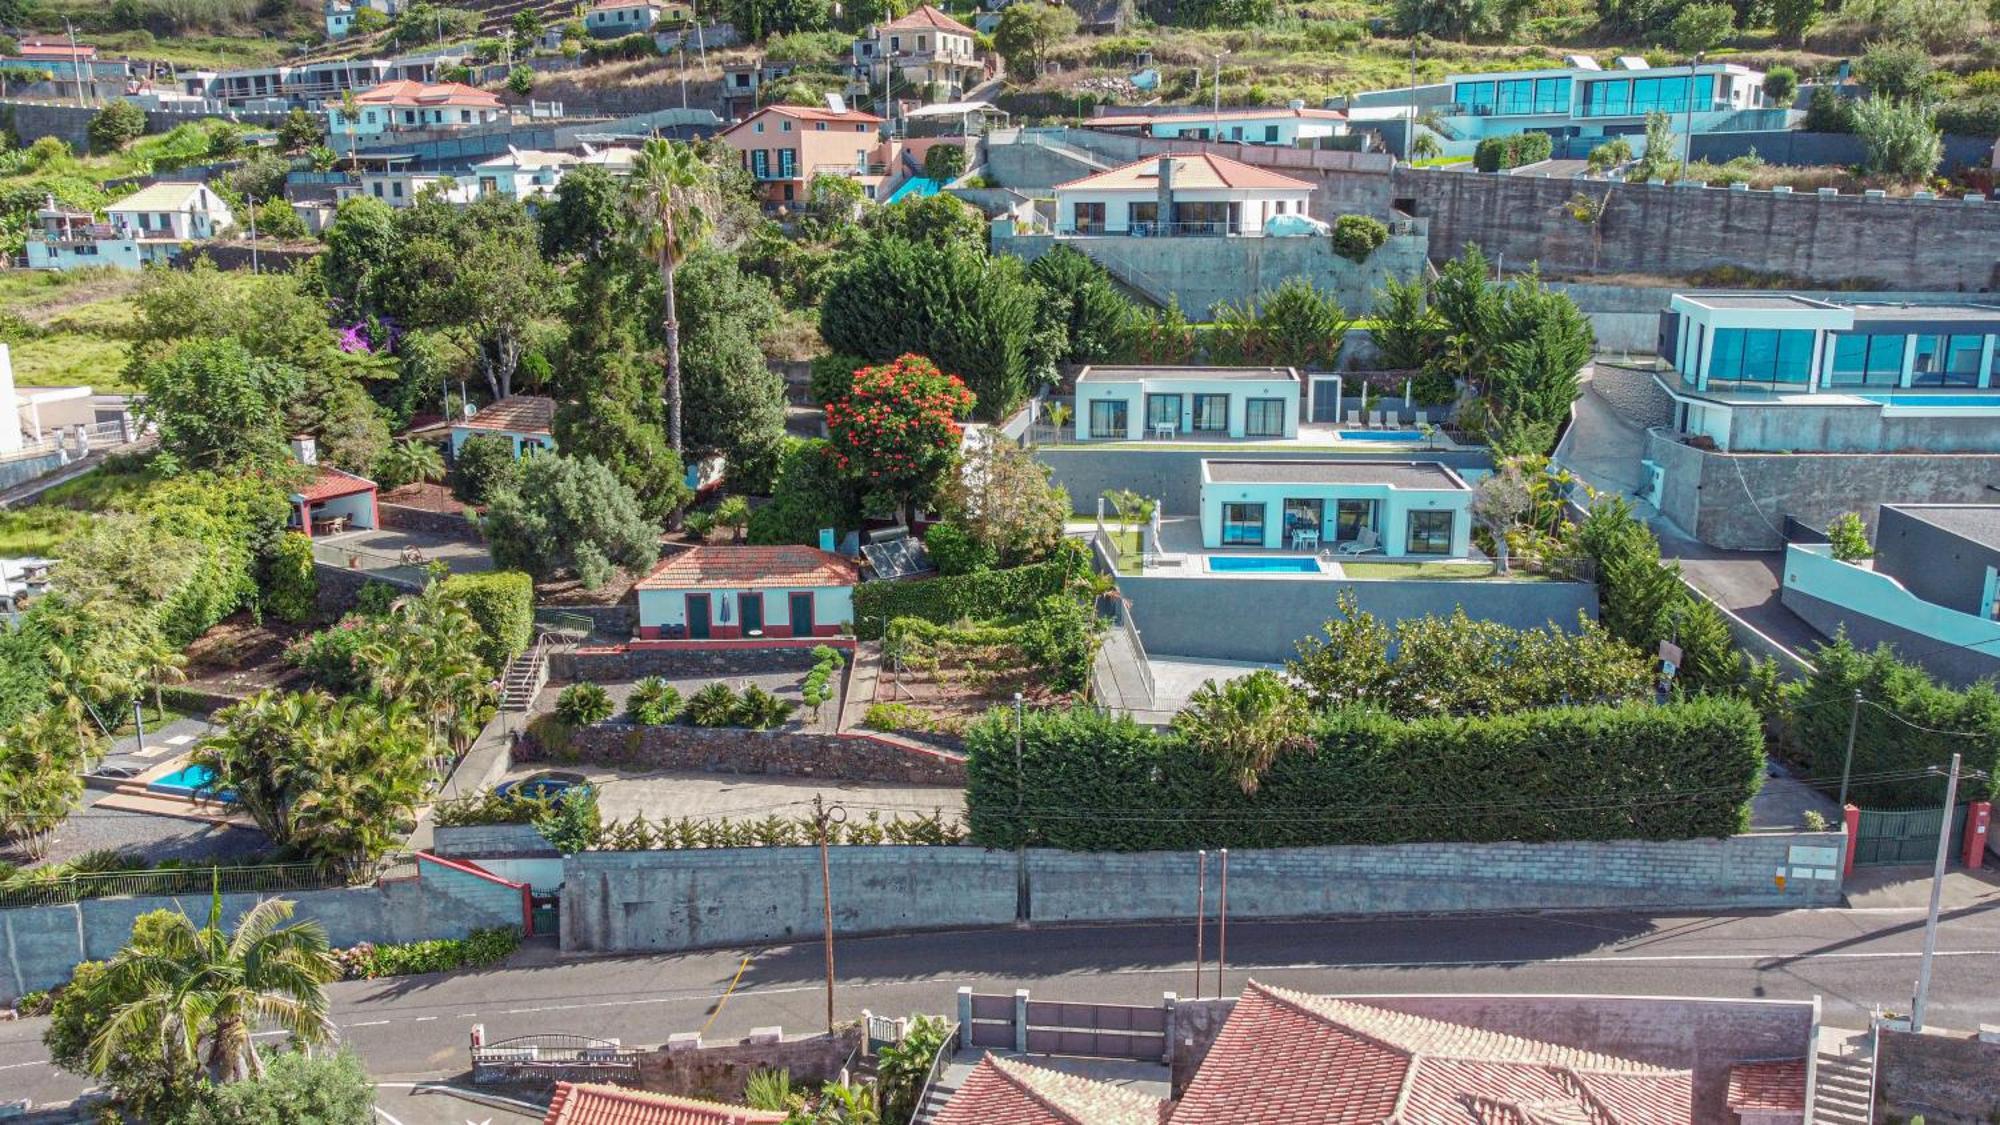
[
  {"x1": 555, "y1": 643, "x2": 827, "y2": 681},
  {"x1": 520, "y1": 721, "x2": 967, "y2": 786},
  {"x1": 377, "y1": 501, "x2": 477, "y2": 536},
  {"x1": 1877, "y1": 1026, "x2": 2000, "y2": 1124},
  {"x1": 1589, "y1": 363, "x2": 1675, "y2": 429}
]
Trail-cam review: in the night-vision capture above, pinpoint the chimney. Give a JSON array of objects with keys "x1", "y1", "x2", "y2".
[
  {"x1": 289, "y1": 434, "x2": 318, "y2": 466},
  {"x1": 1157, "y1": 156, "x2": 1174, "y2": 229}
]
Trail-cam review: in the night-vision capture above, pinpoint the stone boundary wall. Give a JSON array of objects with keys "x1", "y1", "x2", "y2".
[
  {"x1": 1877, "y1": 1026, "x2": 2000, "y2": 1124},
  {"x1": 554, "y1": 643, "x2": 826, "y2": 681},
  {"x1": 560, "y1": 830, "x2": 1845, "y2": 953},
  {"x1": 473, "y1": 1027, "x2": 859, "y2": 1103},
  {"x1": 377, "y1": 501, "x2": 477, "y2": 536},
  {"x1": 1588, "y1": 363, "x2": 1675, "y2": 429},
  {"x1": 434, "y1": 823, "x2": 559, "y2": 859},
  {"x1": 519, "y1": 721, "x2": 967, "y2": 787}
]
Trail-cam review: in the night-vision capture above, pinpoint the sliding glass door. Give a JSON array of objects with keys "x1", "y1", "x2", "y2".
[{"x1": 1221, "y1": 502, "x2": 1265, "y2": 546}]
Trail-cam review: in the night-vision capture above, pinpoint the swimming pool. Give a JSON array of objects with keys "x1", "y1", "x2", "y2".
[
  {"x1": 1859, "y1": 394, "x2": 2000, "y2": 409},
  {"x1": 148, "y1": 763, "x2": 233, "y2": 801},
  {"x1": 1337, "y1": 429, "x2": 1424, "y2": 442},
  {"x1": 1206, "y1": 555, "x2": 1322, "y2": 574}
]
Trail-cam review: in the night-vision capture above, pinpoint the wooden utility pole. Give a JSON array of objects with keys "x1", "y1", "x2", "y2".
[{"x1": 810, "y1": 795, "x2": 848, "y2": 1036}]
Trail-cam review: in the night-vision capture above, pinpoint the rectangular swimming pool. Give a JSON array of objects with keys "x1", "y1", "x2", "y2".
[
  {"x1": 148, "y1": 763, "x2": 234, "y2": 802},
  {"x1": 1859, "y1": 394, "x2": 2000, "y2": 409},
  {"x1": 1337, "y1": 429, "x2": 1424, "y2": 442},
  {"x1": 1205, "y1": 555, "x2": 1322, "y2": 573}
]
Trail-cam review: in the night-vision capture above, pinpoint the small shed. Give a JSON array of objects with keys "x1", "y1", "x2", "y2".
[
  {"x1": 635, "y1": 545, "x2": 858, "y2": 640},
  {"x1": 451, "y1": 395, "x2": 557, "y2": 458},
  {"x1": 291, "y1": 465, "x2": 379, "y2": 537}
]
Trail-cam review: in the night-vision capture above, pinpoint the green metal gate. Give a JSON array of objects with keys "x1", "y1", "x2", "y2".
[{"x1": 1852, "y1": 804, "x2": 1970, "y2": 867}]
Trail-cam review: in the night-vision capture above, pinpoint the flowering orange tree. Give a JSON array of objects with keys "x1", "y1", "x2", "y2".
[{"x1": 823, "y1": 353, "x2": 976, "y2": 524}]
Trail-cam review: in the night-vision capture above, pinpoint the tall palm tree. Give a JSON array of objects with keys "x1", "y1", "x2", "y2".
[
  {"x1": 338, "y1": 90, "x2": 362, "y2": 174},
  {"x1": 193, "y1": 691, "x2": 329, "y2": 845},
  {"x1": 627, "y1": 138, "x2": 718, "y2": 459},
  {"x1": 88, "y1": 893, "x2": 339, "y2": 1085}
]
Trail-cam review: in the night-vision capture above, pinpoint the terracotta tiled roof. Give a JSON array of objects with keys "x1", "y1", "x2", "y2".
[
  {"x1": 1171, "y1": 982, "x2": 1695, "y2": 1125},
  {"x1": 293, "y1": 465, "x2": 377, "y2": 503},
  {"x1": 354, "y1": 79, "x2": 503, "y2": 108},
  {"x1": 18, "y1": 41, "x2": 95, "y2": 58},
  {"x1": 1054, "y1": 152, "x2": 1315, "y2": 192},
  {"x1": 932, "y1": 1055, "x2": 1168, "y2": 1125},
  {"x1": 883, "y1": 4, "x2": 975, "y2": 33},
  {"x1": 637, "y1": 546, "x2": 860, "y2": 590},
  {"x1": 458, "y1": 395, "x2": 556, "y2": 435},
  {"x1": 543, "y1": 1081, "x2": 787, "y2": 1125},
  {"x1": 1089, "y1": 106, "x2": 1347, "y2": 128},
  {"x1": 1726, "y1": 1059, "x2": 1808, "y2": 1113},
  {"x1": 589, "y1": 0, "x2": 660, "y2": 10},
  {"x1": 730, "y1": 104, "x2": 884, "y2": 130}
]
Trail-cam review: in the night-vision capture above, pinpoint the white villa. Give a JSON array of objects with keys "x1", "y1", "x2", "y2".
[
  {"x1": 1087, "y1": 103, "x2": 1350, "y2": 147},
  {"x1": 586, "y1": 0, "x2": 685, "y2": 37},
  {"x1": 1054, "y1": 153, "x2": 1315, "y2": 237},
  {"x1": 328, "y1": 80, "x2": 505, "y2": 145},
  {"x1": 1073, "y1": 366, "x2": 1302, "y2": 442},
  {"x1": 26, "y1": 183, "x2": 233, "y2": 271},
  {"x1": 1198, "y1": 459, "x2": 1473, "y2": 556}
]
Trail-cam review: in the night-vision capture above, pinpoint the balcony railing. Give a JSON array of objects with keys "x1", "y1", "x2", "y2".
[
  {"x1": 1062, "y1": 220, "x2": 1244, "y2": 238},
  {"x1": 822, "y1": 163, "x2": 891, "y2": 178}
]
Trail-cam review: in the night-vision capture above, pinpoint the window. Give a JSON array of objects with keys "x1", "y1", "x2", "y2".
[
  {"x1": 1704, "y1": 327, "x2": 1812, "y2": 389},
  {"x1": 1282, "y1": 498, "x2": 1323, "y2": 540},
  {"x1": 815, "y1": 121, "x2": 826, "y2": 131},
  {"x1": 372, "y1": 181, "x2": 383, "y2": 197},
  {"x1": 1072, "y1": 200, "x2": 1105, "y2": 232},
  {"x1": 750, "y1": 149, "x2": 769, "y2": 179},
  {"x1": 753, "y1": 119, "x2": 764, "y2": 130},
  {"x1": 391, "y1": 181, "x2": 404, "y2": 198},
  {"x1": 1221, "y1": 503, "x2": 1265, "y2": 546},
  {"x1": 1946, "y1": 335, "x2": 1988, "y2": 386},
  {"x1": 1406, "y1": 509, "x2": 1454, "y2": 555},
  {"x1": 778, "y1": 148, "x2": 796, "y2": 178},
  {"x1": 782, "y1": 119, "x2": 793, "y2": 131},
  {"x1": 1145, "y1": 393, "x2": 1181, "y2": 432},
  {"x1": 1191, "y1": 394, "x2": 1228, "y2": 432},
  {"x1": 1335, "y1": 499, "x2": 1377, "y2": 543},
  {"x1": 1454, "y1": 80, "x2": 1495, "y2": 115},
  {"x1": 1244, "y1": 398, "x2": 1286, "y2": 437},
  {"x1": 1264, "y1": 124, "x2": 1279, "y2": 142},
  {"x1": 1827, "y1": 334, "x2": 1906, "y2": 387},
  {"x1": 1089, "y1": 398, "x2": 1128, "y2": 438},
  {"x1": 1496, "y1": 78, "x2": 1535, "y2": 115}
]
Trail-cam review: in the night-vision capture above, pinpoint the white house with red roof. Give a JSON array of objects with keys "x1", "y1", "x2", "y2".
[
  {"x1": 1053, "y1": 153, "x2": 1316, "y2": 238},
  {"x1": 328, "y1": 79, "x2": 505, "y2": 143},
  {"x1": 584, "y1": 0, "x2": 691, "y2": 37},
  {"x1": 634, "y1": 545, "x2": 858, "y2": 640},
  {"x1": 285, "y1": 436, "x2": 379, "y2": 537},
  {"x1": 850, "y1": 4, "x2": 985, "y2": 102},
  {"x1": 716, "y1": 103, "x2": 899, "y2": 207}
]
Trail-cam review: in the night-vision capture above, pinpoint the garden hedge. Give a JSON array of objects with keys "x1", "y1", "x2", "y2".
[
  {"x1": 851, "y1": 541, "x2": 1087, "y2": 638},
  {"x1": 1473, "y1": 131, "x2": 1554, "y2": 173},
  {"x1": 439, "y1": 571, "x2": 534, "y2": 669},
  {"x1": 1783, "y1": 636, "x2": 1999, "y2": 806},
  {"x1": 965, "y1": 697, "x2": 1764, "y2": 851}
]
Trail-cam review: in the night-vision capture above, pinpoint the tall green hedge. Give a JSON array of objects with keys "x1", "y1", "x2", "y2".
[
  {"x1": 439, "y1": 571, "x2": 535, "y2": 669},
  {"x1": 1783, "y1": 636, "x2": 1999, "y2": 806},
  {"x1": 965, "y1": 697, "x2": 1764, "y2": 851},
  {"x1": 1473, "y1": 131, "x2": 1554, "y2": 172},
  {"x1": 851, "y1": 541, "x2": 1087, "y2": 639}
]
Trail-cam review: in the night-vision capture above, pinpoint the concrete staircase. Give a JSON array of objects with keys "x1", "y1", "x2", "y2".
[
  {"x1": 498, "y1": 640, "x2": 550, "y2": 712},
  {"x1": 911, "y1": 1053, "x2": 978, "y2": 1124},
  {"x1": 1812, "y1": 1027, "x2": 1875, "y2": 1125}
]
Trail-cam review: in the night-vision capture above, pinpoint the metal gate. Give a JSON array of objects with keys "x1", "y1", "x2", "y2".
[{"x1": 1852, "y1": 804, "x2": 1969, "y2": 867}]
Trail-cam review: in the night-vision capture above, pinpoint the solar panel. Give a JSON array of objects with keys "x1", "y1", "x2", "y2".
[{"x1": 862, "y1": 535, "x2": 935, "y2": 580}]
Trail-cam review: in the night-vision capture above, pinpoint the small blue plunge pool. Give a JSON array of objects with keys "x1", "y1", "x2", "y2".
[
  {"x1": 148, "y1": 763, "x2": 234, "y2": 802},
  {"x1": 1206, "y1": 555, "x2": 1323, "y2": 574},
  {"x1": 1337, "y1": 429, "x2": 1424, "y2": 442}
]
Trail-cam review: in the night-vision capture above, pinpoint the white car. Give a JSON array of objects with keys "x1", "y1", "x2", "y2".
[{"x1": 1266, "y1": 214, "x2": 1332, "y2": 238}]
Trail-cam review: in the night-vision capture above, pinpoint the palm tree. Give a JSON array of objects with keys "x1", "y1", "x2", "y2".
[
  {"x1": 0, "y1": 710, "x2": 88, "y2": 859},
  {"x1": 193, "y1": 691, "x2": 328, "y2": 845},
  {"x1": 377, "y1": 439, "x2": 446, "y2": 489},
  {"x1": 1172, "y1": 670, "x2": 1311, "y2": 795},
  {"x1": 88, "y1": 893, "x2": 339, "y2": 1085},
  {"x1": 627, "y1": 138, "x2": 718, "y2": 459},
  {"x1": 338, "y1": 90, "x2": 362, "y2": 173}
]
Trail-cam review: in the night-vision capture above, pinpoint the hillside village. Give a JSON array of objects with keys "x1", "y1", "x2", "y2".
[{"x1": 0, "y1": 0, "x2": 1998, "y2": 1120}]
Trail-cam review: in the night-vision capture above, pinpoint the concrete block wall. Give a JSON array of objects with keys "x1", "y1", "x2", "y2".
[
  {"x1": 434, "y1": 823, "x2": 560, "y2": 858},
  {"x1": 1119, "y1": 572, "x2": 1599, "y2": 663},
  {"x1": 0, "y1": 869, "x2": 523, "y2": 1003},
  {"x1": 558, "y1": 831, "x2": 1843, "y2": 955},
  {"x1": 1644, "y1": 429, "x2": 2000, "y2": 550},
  {"x1": 1396, "y1": 168, "x2": 2000, "y2": 293}
]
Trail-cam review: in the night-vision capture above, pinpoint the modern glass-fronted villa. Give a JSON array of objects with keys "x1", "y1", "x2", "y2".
[
  {"x1": 1197, "y1": 459, "x2": 1473, "y2": 556},
  {"x1": 1654, "y1": 294, "x2": 2000, "y2": 453},
  {"x1": 1073, "y1": 366, "x2": 1303, "y2": 441}
]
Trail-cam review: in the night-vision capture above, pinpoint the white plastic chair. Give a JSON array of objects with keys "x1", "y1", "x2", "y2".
[{"x1": 1335, "y1": 527, "x2": 1383, "y2": 556}]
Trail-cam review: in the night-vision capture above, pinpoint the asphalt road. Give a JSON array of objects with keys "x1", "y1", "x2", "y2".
[{"x1": 7, "y1": 903, "x2": 2000, "y2": 1107}]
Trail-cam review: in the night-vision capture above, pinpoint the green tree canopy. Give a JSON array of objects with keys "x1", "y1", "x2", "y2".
[
  {"x1": 824, "y1": 354, "x2": 974, "y2": 524},
  {"x1": 481, "y1": 453, "x2": 661, "y2": 586},
  {"x1": 138, "y1": 338, "x2": 304, "y2": 470},
  {"x1": 992, "y1": 1, "x2": 1076, "y2": 79}
]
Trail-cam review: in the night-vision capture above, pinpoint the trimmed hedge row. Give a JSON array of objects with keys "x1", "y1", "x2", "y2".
[
  {"x1": 851, "y1": 540, "x2": 1087, "y2": 639},
  {"x1": 965, "y1": 697, "x2": 1764, "y2": 851},
  {"x1": 1473, "y1": 131, "x2": 1554, "y2": 173},
  {"x1": 439, "y1": 571, "x2": 534, "y2": 668}
]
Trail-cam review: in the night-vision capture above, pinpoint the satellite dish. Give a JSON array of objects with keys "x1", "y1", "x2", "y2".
[{"x1": 826, "y1": 93, "x2": 846, "y2": 113}]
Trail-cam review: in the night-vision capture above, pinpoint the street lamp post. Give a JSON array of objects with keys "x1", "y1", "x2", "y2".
[
  {"x1": 1913, "y1": 754, "x2": 1985, "y2": 1030},
  {"x1": 811, "y1": 794, "x2": 847, "y2": 1036},
  {"x1": 1193, "y1": 849, "x2": 1207, "y2": 1000}
]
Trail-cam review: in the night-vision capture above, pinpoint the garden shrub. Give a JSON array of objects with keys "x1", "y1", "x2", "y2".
[
  {"x1": 688, "y1": 681, "x2": 738, "y2": 727},
  {"x1": 808, "y1": 353, "x2": 865, "y2": 406},
  {"x1": 451, "y1": 433, "x2": 519, "y2": 505},
  {"x1": 851, "y1": 541, "x2": 1088, "y2": 639},
  {"x1": 1330, "y1": 214, "x2": 1390, "y2": 262},
  {"x1": 554, "y1": 682, "x2": 613, "y2": 726},
  {"x1": 732, "y1": 684, "x2": 795, "y2": 729},
  {"x1": 1472, "y1": 132, "x2": 1554, "y2": 172},
  {"x1": 965, "y1": 698, "x2": 1765, "y2": 851},
  {"x1": 262, "y1": 531, "x2": 318, "y2": 624},
  {"x1": 624, "y1": 676, "x2": 683, "y2": 724},
  {"x1": 336, "y1": 926, "x2": 520, "y2": 980},
  {"x1": 438, "y1": 571, "x2": 534, "y2": 668},
  {"x1": 921, "y1": 519, "x2": 996, "y2": 576}
]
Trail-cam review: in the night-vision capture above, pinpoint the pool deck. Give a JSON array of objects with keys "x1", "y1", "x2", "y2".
[
  {"x1": 1051, "y1": 422, "x2": 1462, "y2": 452},
  {"x1": 91, "y1": 753, "x2": 254, "y2": 827},
  {"x1": 1091, "y1": 517, "x2": 1498, "y2": 580}
]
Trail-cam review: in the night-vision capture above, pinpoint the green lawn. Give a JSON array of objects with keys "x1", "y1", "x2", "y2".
[
  {"x1": 1102, "y1": 527, "x2": 1144, "y2": 575},
  {"x1": 1340, "y1": 560, "x2": 1547, "y2": 580},
  {"x1": 33, "y1": 461, "x2": 169, "y2": 512},
  {"x1": 107, "y1": 703, "x2": 192, "y2": 739},
  {"x1": 0, "y1": 507, "x2": 88, "y2": 555},
  {"x1": 0, "y1": 270, "x2": 144, "y2": 392}
]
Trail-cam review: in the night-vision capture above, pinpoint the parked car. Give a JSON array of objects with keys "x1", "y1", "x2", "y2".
[{"x1": 495, "y1": 770, "x2": 591, "y2": 806}]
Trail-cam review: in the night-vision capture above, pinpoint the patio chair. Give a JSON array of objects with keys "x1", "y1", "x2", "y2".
[
  {"x1": 1414, "y1": 410, "x2": 1431, "y2": 428},
  {"x1": 1335, "y1": 528, "x2": 1383, "y2": 556},
  {"x1": 1370, "y1": 410, "x2": 1388, "y2": 429},
  {"x1": 1345, "y1": 410, "x2": 1363, "y2": 428}
]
